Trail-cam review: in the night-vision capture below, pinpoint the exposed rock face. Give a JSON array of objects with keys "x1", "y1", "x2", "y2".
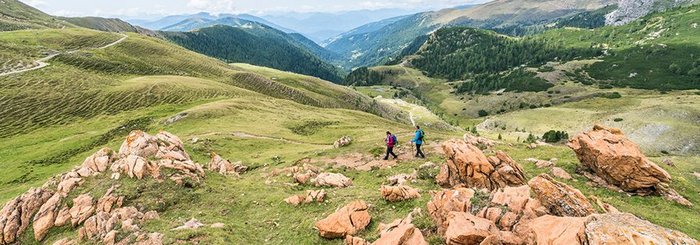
[
  {"x1": 528, "y1": 174, "x2": 594, "y2": 217},
  {"x1": 605, "y1": 0, "x2": 693, "y2": 26},
  {"x1": 585, "y1": 213, "x2": 699, "y2": 244},
  {"x1": 568, "y1": 125, "x2": 691, "y2": 206},
  {"x1": 315, "y1": 201, "x2": 371, "y2": 239},
  {"x1": 345, "y1": 236, "x2": 369, "y2": 245},
  {"x1": 69, "y1": 194, "x2": 95, "y2": 226},
  {"x1": 313, "y1": 173, "x2": 353, "y2": 188},
  {"x1": 208, "y1": 153, "x2": 248, "y2": 176},
  {"x1": 32, "y1": 193, "x2": 63, "y2": 241},
  {"x1": 444, "y1": 212, "x2": 499, "y2": 245},
  {"x1": 81, "y1": 148, "x2": 114, "y2": 173},
  {"x1": 380, "y1": 185, "x2": 421, "y2": 202},
  {"x1": 373, "y1": 213, "x2": 428, "y2": 245},
  {"x1": 525, "y1": 215, "x2": 587, "y2": 244},
  {"x1": 438, "y1": 140, "x2": 525, "y2": 190},
  {"x1": 0, "y1": 188, "x2": 52, "y2": 245},
  {"x1": 426, "y1": 188, "x2": 475, "y2": 235},
  {"x1": 284, "y1": 190, "x2": 326, "y2": 206},
  {"x1": 334, "y1": 136, "x2": 353, "y2": 148},
  {"x1": 110, "y1": 155, "x2": 159, "y2": 180}
]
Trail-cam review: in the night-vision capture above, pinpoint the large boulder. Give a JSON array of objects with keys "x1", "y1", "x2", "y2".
[
  {"x1": 444, "y1": 212, "x2": 500, "y2": 245},
  {"x1": 438, "y1": 140, "x2": 525, "y2": 190},
  {"x1": 373, "y1": 213, "x2": 428, "y2": 245},
  {"x1": 315, "y1": 201, "x2": 371, "y2": 239},
  {"x1": 380, "y1": 185, "x2": 421, "y2": 202},
  {"x1": 528, "y1": 174, "x2": 594, "y2": 217},
  {"x1": 426, "y1": 188, "x2": 475, "y2": 235},
  {"x1": 69, "y1": 194, "x2": 95, "y2": 227},
  {"x1": 585, "y1": 213, "x2": 699, "y2": 244},
  {"x1": 81, "y1": 148, "x2": 114, "y2": 173},
  {"x1": 568, "y1": 125, "x2": 690, "y2": 206},
  {"x1": 313, "y1": 173, "x2": 353, "y2": 188},
  {"x1": 208, "y1": 153, "x2": 248, "y2": 176},
  {"x1": 110, "y1": 155, "x2": 159, "y2": 180}
]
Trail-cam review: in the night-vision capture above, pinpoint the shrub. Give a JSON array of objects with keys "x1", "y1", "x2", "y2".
[
  {"x1": 614, "y1": 118, "x2": 624, "y2": 122},
  {"x1": 478, "y1": 110, "x2": 489, "y2": 117},
  {"x1": 542, "y1": 130, "x2": 569, "y2": 143},
  {"x1": 603, "y1": 92, "x2": 622, "y2": 99}
]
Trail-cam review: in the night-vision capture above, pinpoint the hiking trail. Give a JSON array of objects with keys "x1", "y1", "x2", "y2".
[{"x1": 0, "y1": 33, "x2": 128, "y2": 77}]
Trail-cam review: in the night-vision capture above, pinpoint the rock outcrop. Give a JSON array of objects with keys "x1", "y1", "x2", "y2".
[
  {"x1": 208, "y1": 153, "x2": 248, "y2": 176},
  {"x1": 333, "y1": 136, "x2": 352, "y2": 148},
  {"x1": 284, "y1": 190, "x2": 326, "y2": 206},
  {"x1": 438, "y1": 139, "x2": 525, "y2": 190},
  {"x1": 380, "y1": 185, "x2": 421, "y2": 202},
  {"x1": 524, "y1": 215, "x2": 587, "y2": 244},
  {"x1": 528, "y1": 174, "x2": 594, "y2": 217},
  {"x1": 568, "y1": 125, "x2": 691, "y2": 206},
  {"x1": 0, "y1": 130, "x2": 201, "y2": 245},
  {"x1": 315, "y1": 201, "x2": 371, "y2": 239},
  {"x1": 463, "y1": 133, "x2": 495, "y2": 148}
]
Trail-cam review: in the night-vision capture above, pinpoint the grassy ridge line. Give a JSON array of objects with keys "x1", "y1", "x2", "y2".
[{"x1": 0, "y1": 29, "x2": 403, "y2": 138}]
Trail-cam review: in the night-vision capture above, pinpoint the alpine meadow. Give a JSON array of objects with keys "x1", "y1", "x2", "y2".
[{"x1": 0, "y1": 0, "x2": 699, "y2": 244}]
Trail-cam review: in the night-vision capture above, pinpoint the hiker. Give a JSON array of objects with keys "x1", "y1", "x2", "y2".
[
  {"x1": 412, "y1": 126, "x2": 426, "y2": 158},
  {"x1": 384, "y1": 131, "x2": 398, "y2": 160}
]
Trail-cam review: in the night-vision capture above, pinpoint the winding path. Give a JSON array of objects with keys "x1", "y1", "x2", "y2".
[{"x1": 0, "y1": 33, "x2": 128, "y2": 77}]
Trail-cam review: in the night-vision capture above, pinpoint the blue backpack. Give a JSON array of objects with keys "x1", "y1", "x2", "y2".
[{"x1": 391, "y1": 134, "x2": 398, "y2": 145}]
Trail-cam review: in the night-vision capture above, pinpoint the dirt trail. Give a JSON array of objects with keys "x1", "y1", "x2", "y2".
[{"x1": 0, "y1": 33, "x2": 128, "y2": 77}]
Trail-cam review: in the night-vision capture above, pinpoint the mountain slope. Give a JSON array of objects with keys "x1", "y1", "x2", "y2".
[
  {"x1": 128, "y1": 12, "x2": 293, "y2": 32},
  {"x1": 326, "y1": 0, "x2": 614, "y2": 69},
  {"x1": 58, "y1": 16, "x2": 160, "y2": 37},
  {"x1": 161, "y1": 24, "x2": 345, "y2": 83},
  {"x1": 0, "y1": 0, "x2": 74, "y2": 30}
]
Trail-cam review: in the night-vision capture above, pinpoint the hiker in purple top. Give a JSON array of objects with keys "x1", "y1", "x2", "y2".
[{"x1": 384, "y1": 131, "x2": 398, "y2": 160}]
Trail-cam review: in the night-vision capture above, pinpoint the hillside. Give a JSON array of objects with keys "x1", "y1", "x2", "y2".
[
  {"x1": 326, "y1": 0, "x2": 615, "y2": 69},
  {"x1": 0, "y1": 0, "x2": 74, "y2": 30},
  {"x1": 58, "y1": 16, "x2": 160, "y2": 37},
  {"x1": 161, "y1": 25, "x2": 345, "y2": 83}
]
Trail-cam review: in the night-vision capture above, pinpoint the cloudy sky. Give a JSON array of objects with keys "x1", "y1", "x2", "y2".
[{"x1": 25, "y1": 0, "x2": 490, "y2": 18}]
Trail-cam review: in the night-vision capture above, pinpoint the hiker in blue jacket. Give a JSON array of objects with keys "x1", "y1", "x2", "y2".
[{"x1": 412, "y1": 126, "x2": 426, "y2": 158}]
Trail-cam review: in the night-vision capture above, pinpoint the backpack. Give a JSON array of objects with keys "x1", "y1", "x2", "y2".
[
  {"x1": 392, "y1": 134, "x2": 398, "y2": 145},
  {"x1": 418, "y1": 130, "x2": 425, "y2": 141}
]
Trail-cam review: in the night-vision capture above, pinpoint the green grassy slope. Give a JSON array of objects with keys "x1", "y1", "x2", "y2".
[{"x1": 0, "y1": 0, "x2": 74, "y2": 31}]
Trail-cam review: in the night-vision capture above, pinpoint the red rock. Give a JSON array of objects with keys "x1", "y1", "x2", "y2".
[
  {"x1": 33, "y1": 193, "x2": 62, "y2": 241},
  {"x1": 524, "y1": 215, "x2": 586, "y2": 245},
  {"x1": 438, "y1": 140, "x2": 525, "y2": 190},
  {"x1": 315, "y1": 201, "x2": 371, "y2": 239},
  {"x1": 0, "y1": 188, "x2": 52, "y2": 245},
  {"x1": 374, "y1": 213, "x2": 428, "y2": 245},
  {"x1": 584, "y1": 213, "x2": 699, "y2": 244},
  {"x1": 380, "y1": 185, "x2": 421, "y2": 202},
  {"x1": 444, "y1": 212, "x2": 499, "y2": 245},
  {"x1": 70, "y1": 194, "x2": 95, "y2": 226},
  {"x1": 528, "y1": 174, "x2": 594, "y2": 217},
  {"x1": 208, "y1": 153, "x2": 247, "y2": 176},
  {"x1": 426, "y1": 188, "x2": 475, "y2": 235},
  {"x1": 568, "y1": 125, "x2": 691, "y2": 206}
]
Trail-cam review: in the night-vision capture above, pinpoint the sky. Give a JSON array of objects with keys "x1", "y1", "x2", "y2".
[{"x1": 24, "y1": 0, "x2": 491, "y2": 19}]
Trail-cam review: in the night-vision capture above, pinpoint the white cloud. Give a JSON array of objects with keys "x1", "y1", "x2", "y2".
[
  {"x1": 24, "y1": 0, "x2": 48, "y2": 8},
  {"x1": 187, "y1": 0, "x2": 237, "y2": 13}
]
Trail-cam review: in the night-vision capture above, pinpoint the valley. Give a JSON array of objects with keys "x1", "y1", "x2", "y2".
[{"x1": 1, "y1": 0, "x2": 699, "y2": 244}]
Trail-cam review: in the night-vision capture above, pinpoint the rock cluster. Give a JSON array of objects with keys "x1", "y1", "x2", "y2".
[
  {"x1": 208, "y1": 153, "x2": 248, "y2": 176},
  {"x1": 425, "y1": 170, "x2": 697, "y2": 244},
  {"x1": 334, "y1": 136, "x2": 353, "y2": 148},
  {"x1": 0, "y1": 130, "x2": 206, "y2": 245},
  {"x1": 463, "y1": 133, "x2": 495, "y2": 148},
  {"x1": 315, "y1": 201, "x2": 371, "y2": 239},
  {"x1": 285, "y1": 190, "x2": 326, "y2": 206},
  {"x1": 437, "y1": 140, "x2": 526, "y2": 190},
  {"x1": 380, "y1": 185, "x2": 421, "y2": 202},
  {"x1": 568, "y1": 125, "x2": 691, "y2": 206}
]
